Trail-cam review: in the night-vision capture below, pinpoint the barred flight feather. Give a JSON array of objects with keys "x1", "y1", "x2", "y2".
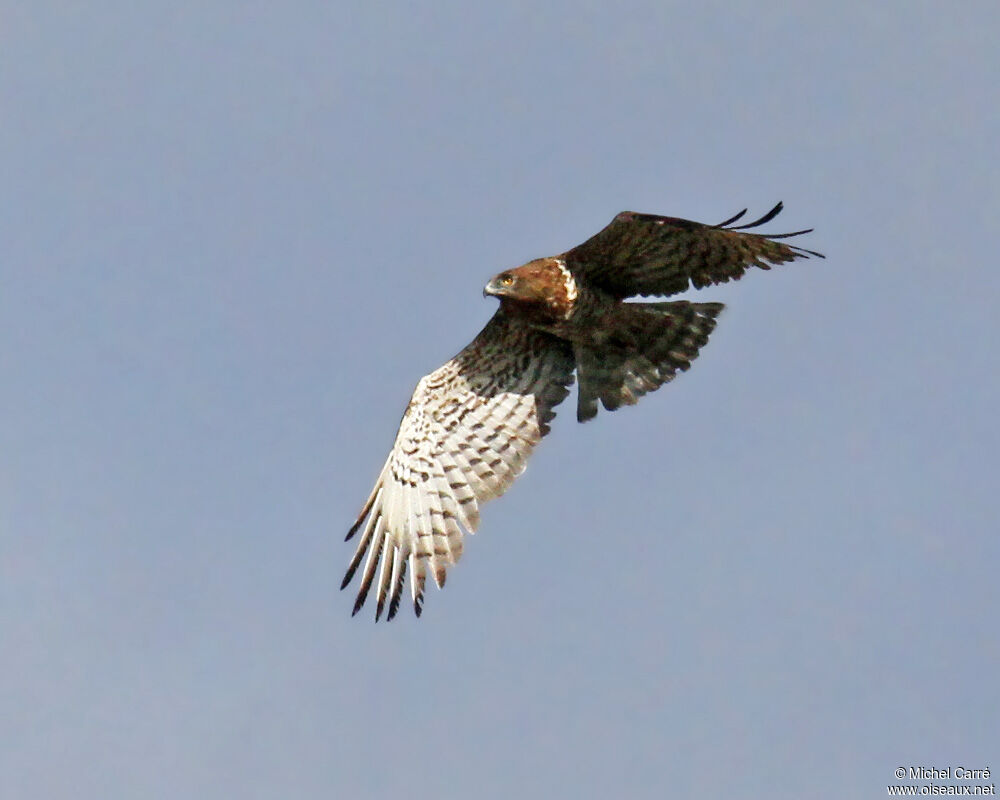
[{"x1": 344, "y1": 312, "x2": 575, "y2": 619}]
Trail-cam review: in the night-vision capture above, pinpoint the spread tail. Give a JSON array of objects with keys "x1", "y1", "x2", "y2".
[{"x1": 574, "y1": 301, "x2": 723, "y2": 422}]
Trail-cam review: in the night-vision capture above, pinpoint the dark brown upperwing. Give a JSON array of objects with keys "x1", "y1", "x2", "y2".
[{"x1": 562, "y1": 202, "x2": 823, "y2": 299}]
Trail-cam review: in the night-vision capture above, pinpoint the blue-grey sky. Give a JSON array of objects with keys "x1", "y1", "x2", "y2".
[{"x1": 3, "y1": 3, "x2": 998, "y2": 798}]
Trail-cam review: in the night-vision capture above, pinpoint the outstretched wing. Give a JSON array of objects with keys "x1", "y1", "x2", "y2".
[
  {"x1": 342, "y1": 310, "x2": 575, "y2": 621},
  {"x1": 563, "y1": 201, "x2": 824, "y2": 299}
]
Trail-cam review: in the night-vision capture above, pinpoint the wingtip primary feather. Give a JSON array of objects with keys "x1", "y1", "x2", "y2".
[
  {"x1": 345, "y1": 517, "x2": 364, "y2": 542},
  {"x1": 794, "y1": 246, "x2": 825, "y2": 259},
  {"x1": 409, "y1": 552, "x2": 427, "y2": 618},
  {"x1": 715, "y1": 207, "x2": 748, "y2": 227},
  {"x1": 717, "y1": 204, "x2": 824, "y2": 259},
  {"x1": 386, "y1": 550, "x2": 407, "y2": 621},
  {"x1": 776, "y1": 235, "x2": 825, "y2": 259},
  {"x1": 728, "y1": 201, "x2": 784, "y2": 230},
  {"x1": 766, "y1": 227, "x2": 813, "y2": 239},
  {"x1": 352, "y1": 516, "x2": 386, "y2": 617},
  {"x1": 346, "y1": 475, "x2": 386, "y2": 541},
  {"x1": 374, "y1": 547, "x2": 394, "y2": 622}
]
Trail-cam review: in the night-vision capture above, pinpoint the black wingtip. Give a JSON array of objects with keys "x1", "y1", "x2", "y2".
[
  {"x1": 387, "y1": 590, "x2": 401, "y2": 621},
  {"x1": 766, "y1": 227, "x2": 812, "y2": 239},
  {"x1": 793, "y1": 245, "x2": 826, "y2": 259},
  {"x1": 716, "y1": 207, "x2": 748, "y2": 227},
  {"x1": 345, "y1": 517, "x2": 364, "y2": 542},
  {"x1": 730, "y1": 201, "x2": 784, "y2": 230},
  {"x1": 717, "y1": 203, "x2": 824, "y2": 257}
]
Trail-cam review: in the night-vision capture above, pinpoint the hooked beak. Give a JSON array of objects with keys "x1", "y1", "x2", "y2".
[{"x1": 484, "y1": 273, "x2": 519, "y2": 299}]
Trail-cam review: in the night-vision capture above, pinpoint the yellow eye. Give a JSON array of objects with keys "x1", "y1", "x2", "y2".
[{"x1": 500, "y1": 274, "x2": 514, "y2": 286}]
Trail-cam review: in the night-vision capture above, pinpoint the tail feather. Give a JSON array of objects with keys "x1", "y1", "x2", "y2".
[{"x1": 575, "y1": 301, "x2": 723, "y2": 422}]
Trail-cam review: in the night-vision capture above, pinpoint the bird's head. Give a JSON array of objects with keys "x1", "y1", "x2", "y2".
[
  {"x1": 484, "y1": 258, "x2": 577, "y2": 319},
  {"x1": 483, "y1": 269, "x2": 521, "y2": 299}
]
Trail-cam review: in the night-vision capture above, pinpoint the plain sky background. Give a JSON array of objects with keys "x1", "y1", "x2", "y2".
[{"x1": 3, "y1": 3, "x2": 998, "y2": 798}]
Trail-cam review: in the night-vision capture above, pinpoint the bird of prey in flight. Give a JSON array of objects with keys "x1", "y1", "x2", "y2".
[{"x1": 342, "y1": 202, "x2": 822, "y2": 620}]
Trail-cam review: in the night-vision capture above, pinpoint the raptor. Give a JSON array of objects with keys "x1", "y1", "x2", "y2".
[{"x1": 342, "y1": 202, "x2": 823, "y2": 620}]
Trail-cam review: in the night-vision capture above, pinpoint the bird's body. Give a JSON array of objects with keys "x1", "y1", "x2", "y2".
[{"x1": 343, "y1": 203, "x2": 823, "y2": 619}]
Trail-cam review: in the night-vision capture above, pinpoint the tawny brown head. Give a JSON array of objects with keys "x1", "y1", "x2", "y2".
[{"x1": 483, "y1": 257, "x2": 577, "y2": 319}]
